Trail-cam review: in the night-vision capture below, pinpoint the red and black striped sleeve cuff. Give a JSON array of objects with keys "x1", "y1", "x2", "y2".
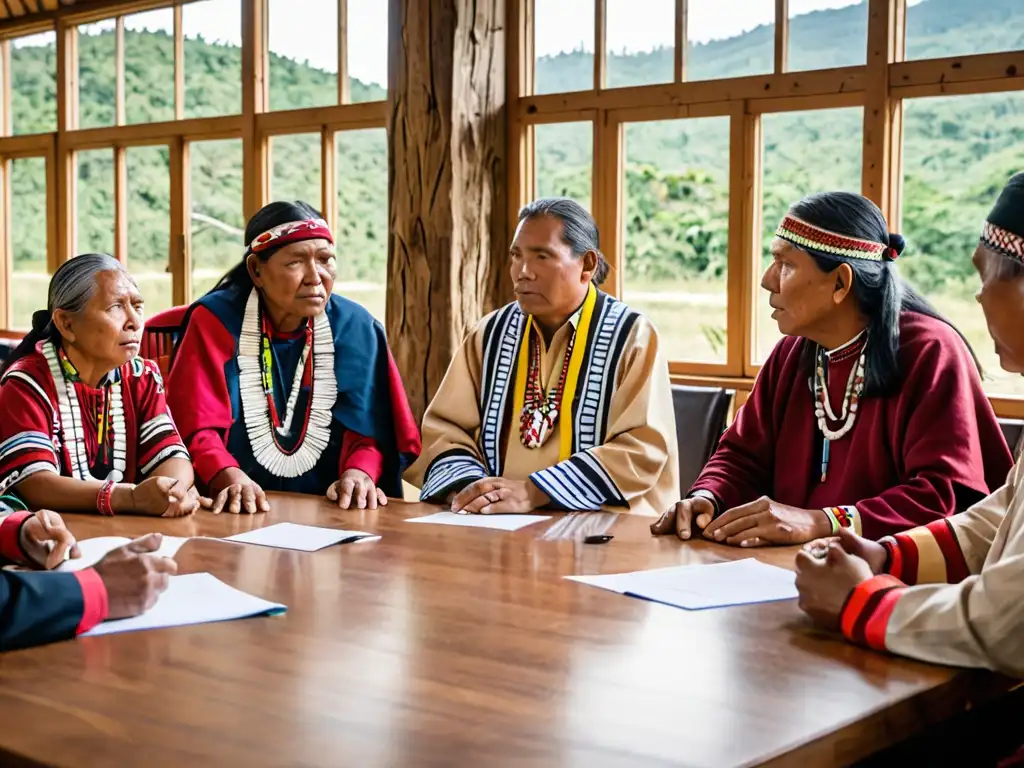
[
  {"x1": 0, "y1": 511, "x2": 32, "y2": 564},
  {"x1": 72, "y1": 568, "x2": 109, "y2": 635},
  {"x1": 885, "y1": 518, "x2": 969, "y2": 586},
  {"x1": 840, "y1": 574, "x2": 906, "y2": 652}
]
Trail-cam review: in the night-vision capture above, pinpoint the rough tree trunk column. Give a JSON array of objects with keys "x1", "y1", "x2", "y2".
[{"x1": 387, "y1": 0, "x2": 507, "y2": 424}]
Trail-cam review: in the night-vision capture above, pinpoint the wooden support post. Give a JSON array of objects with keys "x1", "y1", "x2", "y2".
[
  {"x1": 675, "y1": 0, "x2": 687, "y2": 82},
  {"x1": 1, "y1": 41, "x2": 10, "y2": 137},
  {"x1": 338, "y1": 0, "x2": 350, "y2": 104},
  {"x1": 862, "y1": 0, "x2": 905, "y2": 226},
  {"x1": 730, "y1": 102, "x2": 761, "y2": 377},
  {"x1": 242, "y1": 0, "x2": 268, "y2": 219},
  {"x1": 593, "y1": 111, "x2": 620, "y2": 297},
  {"x1": 54, "y1": 19, "x2": 76, "y2": 266},
  {"x1": 774, "y1": 0, "x2": 788, "y2": 74},
  {"x1": 320, "y1": 126, "x2": 336, "y2": 229},
  {"x1": 115, "y1": 15, "x2": 125, "y2": 125},
  {"x1": 169, "y1": 137, "x2": 189, "y2": 305},
  {"x1": 388, "y1": 0, "x2": 507, "y2": 422},
  {"x1": 594, "y1": 0, "x2": 605, "y2": 90},
  {"x1": 114, "y1": 145, "x2": 128, "y2": 264},
  {"x1": 174, "y1": 4, "x2": 184, "y2": 121}
]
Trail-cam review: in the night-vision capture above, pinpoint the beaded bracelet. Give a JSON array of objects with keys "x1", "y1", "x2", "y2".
[
  {"x1": 97, "y1": 479, "x2": 116, "y2": 516},
  {"x1": 823, "y1": 506, "x2": 857, "y2": 535},
  {"x1": 823, "y1": 507, "x2": 840, "y2": 535}
]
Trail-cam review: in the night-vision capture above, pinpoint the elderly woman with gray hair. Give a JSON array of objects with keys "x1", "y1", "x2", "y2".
[{"x1": 0, "y1": 253, "x2": 197, "y2": 517}]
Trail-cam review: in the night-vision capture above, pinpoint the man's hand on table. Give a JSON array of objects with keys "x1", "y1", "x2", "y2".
[{"x1": 450, "y1": 478, "x2": 550, "y2": 515}]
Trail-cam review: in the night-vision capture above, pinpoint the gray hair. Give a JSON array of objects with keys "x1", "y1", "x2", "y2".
[
  {"x1": 0, "y1": 252, "x2": 129, "y2": 377},
  {"x1": 518, "y1": 197, "x2": 610, "y2": 285},
  {"x1": 41, "y1": 253, "x2": 128, "y2": 328}
]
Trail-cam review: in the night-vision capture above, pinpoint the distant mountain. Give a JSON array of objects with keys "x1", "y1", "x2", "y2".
[{"x1": 4, "y1": 0, "x2": 1023, "y2": 298}]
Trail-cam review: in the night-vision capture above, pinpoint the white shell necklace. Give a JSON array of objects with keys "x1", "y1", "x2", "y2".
[
  {"x1": 237, "y1": 288, "x2": 337, "y2": 478},
  {"x1": 812, "y1": 332, "x2": 867, "y2": 481},
  {"x1": 43, "y1": 341, "x2": 127, "y2": 482}
]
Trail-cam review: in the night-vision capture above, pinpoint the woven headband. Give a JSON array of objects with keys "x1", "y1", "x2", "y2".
[
  {"x1": 775, "y1": 215, "x2": 896, "y2": 262},
  {"x1": 246, "y1": 218, "x2": 334, "y2": 256},
  {"x1": 980, "y1": 221, "x2": 1024, "y2": 264}
]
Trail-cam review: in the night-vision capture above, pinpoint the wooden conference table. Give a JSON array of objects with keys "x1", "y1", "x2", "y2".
[{"x1": 0, "y1": 494, "x2": 1009, "y2": 767}]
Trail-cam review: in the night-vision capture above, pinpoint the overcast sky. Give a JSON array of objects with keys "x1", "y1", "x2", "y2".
[{"x1": 14, "y1": 0, "x2": 930, "y2": 88}]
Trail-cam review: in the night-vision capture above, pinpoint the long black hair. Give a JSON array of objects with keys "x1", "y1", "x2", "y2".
[
  {"x1": 518, "y1": 197, "x2": 611, "y2": 285},
  {"x1": 787, "y1": 191, "x2": 979, "y2": 396},
  {"x1": 0, "y1": 253, "x2": 128, "y2": 379},
  {"x1": 209, "y1": 200, "x2": 325, "y2": 295}
]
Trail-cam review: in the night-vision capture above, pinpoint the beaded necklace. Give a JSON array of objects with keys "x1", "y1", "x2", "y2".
[
  {"x1": 238, "y1": 289, "x2": 337, "y2": 478},
  {"x1": 519, "y1": 327, "x2": 575, "y2": 449},
  {"x1": 43, "y1": 342, "x2": 127, "y2": 482},
  {"x1": 812, "y1": 332, "x2": 867, "y2": 482}
]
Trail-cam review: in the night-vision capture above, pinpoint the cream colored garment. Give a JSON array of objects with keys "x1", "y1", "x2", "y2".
[
  {"x1": 405, "y1": 300, "x2": 679, "y2": 516},
  {"x1": 883, "y1": 460, "x2": 1024, "y2": 675}
]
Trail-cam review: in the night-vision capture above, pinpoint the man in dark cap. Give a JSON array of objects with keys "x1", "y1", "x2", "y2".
[{"x1": 794, "y1": 172, "x2": 1024, "y2": 676}]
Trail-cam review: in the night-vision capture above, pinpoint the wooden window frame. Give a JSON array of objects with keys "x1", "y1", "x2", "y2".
[
  {"x1": 0, "y1": 0, "x2": 387, "y2": 323},
  {"x1": 513, "y1": 0, "x2": 1024, "y2": 415}
]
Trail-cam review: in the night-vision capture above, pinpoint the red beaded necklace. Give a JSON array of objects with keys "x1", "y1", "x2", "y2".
[{"x1": 519, "y1": 326, "x2": 575, "y2": 448}]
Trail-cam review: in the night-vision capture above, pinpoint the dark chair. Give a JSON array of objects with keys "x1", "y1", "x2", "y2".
[
  {"x1": 671, "y1": 384, "x2": 735, "y2": 495},
  {"x1": 141, "y1": 305, "x2": 188, "y2": 378},
  {"x1": 999, "y1": 418, "x2": 1024, "y2": 459}
]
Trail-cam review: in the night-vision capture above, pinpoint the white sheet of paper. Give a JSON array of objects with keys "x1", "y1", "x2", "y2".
[
  {"x1": 57, "y1": 535, "x2": 193, "y2": 573},
  {"x1": 406, "y1": 511, "x2": 551, "y2": 531},
  {"x1": 223, "y1": 522, "x2": 380, "y2": 552},
  {"x1": 568, "y1": 559, "x2": 798, "y2": 610},
  {"x1": 83, "y1": 572, "x2": 285, "y2": 637}
]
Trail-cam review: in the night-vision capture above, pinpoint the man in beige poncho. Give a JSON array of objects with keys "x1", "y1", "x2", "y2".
[{"x1": 405, "y1": 198, "x2": 679, "y2": 517}]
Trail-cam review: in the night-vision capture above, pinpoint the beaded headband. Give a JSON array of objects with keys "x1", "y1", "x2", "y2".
[
  {"x1": 246, "y1": 218, "x2": 334, "y2": 256},
  {"x1": 775, "y1": 215, "x2": 894, "y2": 262},
  {"x1": 980, "y1": 221, "x2": 1024, "y2": 264}
]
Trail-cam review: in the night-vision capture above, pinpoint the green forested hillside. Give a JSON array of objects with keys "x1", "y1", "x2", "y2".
[{"x1": 4, "y1": 0, "x2": 1024, "y2": 372}]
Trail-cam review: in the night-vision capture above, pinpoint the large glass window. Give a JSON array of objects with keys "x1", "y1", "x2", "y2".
[
  {"x1": 336, "y1": 128, "x2": 387, "y2": 322},
  {"x1": 901, "y1": 92, "x2": 1024, "y2": 396},
  {"x1": 77, "y1": 21, "x2": 116, "y2": 129},
  {"x1": 757, "y1": 107, "x2": 863, "y2": 363},
  {"x1": 190, "y1": 139, "x2": 244, "y2": 300},
  {"x1": 11, "y1": 33, "x2": 57, "y2": 136},
  {"x1": 347, "y1": 0, "x2": 388, "y2": 103},
  {"x1": 10, "y1": 158, "x2": 49, "y2": 329},
  {"x1": 621, "y1": 117, "x2": 731, "y2": 364},
  {"x1": 126, "y1": 146, "x2": 172, "y2": 314},
  {"x1": 270, "y1": 133, "x2": 323, "y2": 206},
  {"x1": 533, "y1": 0, "x2": 595, "y2": 95},
  {"x1": 906, "y1": 0, "x2": 1023, "y2": 60},
  {"x1": 533, "y1": 122, "x2": 593, "y2": 211},
  {"x1": 183, "y1": 0, "x2": 242, "y2": 118},
  {"x1": 606, "y1": 0, "x2": 674, "y2": 88},
  {"x1": 76, "y1": 149, "x2": 115, "y2": 256},
  {"x1": 788, "y1": 0, "x2": 867, "y2": 71},
  {"x1": 125, "y1": 9, "x2": 175, "y2": 125},
  {"x1": 686, "y1": 1, "x2": 773, "y2": 82},
  {"x1": 269, "y1": 0, "x2": 337, "y2": 111}
]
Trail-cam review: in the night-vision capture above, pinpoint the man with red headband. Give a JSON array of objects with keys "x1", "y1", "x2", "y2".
[
  {"x1": 167, "y1": 201, "x2": 420, "y2": 514},
  {"x1": 652, "y1": 191, "x2": 1011, "y2": 547}
]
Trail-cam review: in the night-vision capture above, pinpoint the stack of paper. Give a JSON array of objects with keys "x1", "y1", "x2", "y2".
[
  {"x1": 406, "y1": 511, "x2": 551, "y2": 531},
  {"x1": 223, "y1": 522, "x2": 380, "y2": 552},
  {"x1": 57, "y1": 535, "x2": 192, "y2": 572},
  {"x1": 567, "y1": 558, "x2": 798, "y2": 610},
  {"x1": 83, "y1": 572, "x2": 286, "y2": 637}
]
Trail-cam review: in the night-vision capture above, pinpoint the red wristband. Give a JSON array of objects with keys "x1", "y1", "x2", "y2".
[{"x1": 97, "y1": 480, "x2": 116, "y2": 516}]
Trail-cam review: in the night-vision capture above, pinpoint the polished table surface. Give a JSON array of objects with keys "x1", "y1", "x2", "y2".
[{"x1": 0, "y1": 495, "x2": 1006, "y2": 767}]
